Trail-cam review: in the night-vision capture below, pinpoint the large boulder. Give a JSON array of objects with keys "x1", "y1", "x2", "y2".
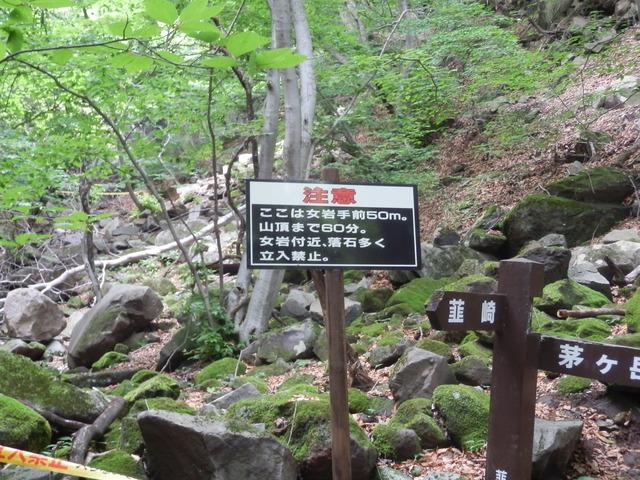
[
  {"x1": 389, "y1": 348, "x2": 456, "y2": 403},
  {"x1": 432, "y1": 384, "x2": 490, "y2": 451},
  {"x1": 534, "y1": 279, "x2": 609, "y2": 315},
  {"x1": 568, "y1": 259, "x2": 611, "y2": 298},
  {"x1": 518, "y1": 241, "x2": 571, "y2": 285},
  {"x1": 227, "y1": 392, "x2": 377, "y2": 480},
  {"x1": 385, "y1": 277, "x2": 451, "y2": 313},
  {"x1": 545, "y1": 167, "x2": 633, "y2": 204},
  {"x1": 138, "y1": 411, "x2": 298, "y2": 480},
  {"x1": 419, "y1": 244, "x2": 484, "y2": 280},
  {"x1": 0, "y1": 351, "x2": 108, "y2": 423},
  {"x1": 571, "y1": 241, "x2": 640, "y2": 275},
  {"x1": 310, "y1": 298, "x2": 362, "y2": 325},
  {"x1": 68, "y1": 285, "x2": 163, "y2": 368},
  {"x1": 156, "y1": 325, "x2": 197, "y2": 372},
  {"x1": 256, "y1": 320, "x2": 320, "y2": 364},
  {"x1": 3, "y1": 288, "x2": 66, "y2": 342},
  {"x1": 532, "y1": 418, "x2": 583, "y2": 480},
  {"x1": 281, "y1": 290, "x2": 316, "y2": 320},
  {"x1": 0, "y1": 394, "x2": 51, "y2": 452},
  {"x1": 502, "y1": 194, "x2": 627, "y2": 253}
]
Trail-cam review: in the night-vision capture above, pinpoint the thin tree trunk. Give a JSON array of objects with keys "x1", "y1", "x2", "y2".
[
  {"x1": 342, "y1": 0, "x2": 368, "y2": 44},
  {"x1": 79, "y1": 162, "x2": 102, "y2": 302}
]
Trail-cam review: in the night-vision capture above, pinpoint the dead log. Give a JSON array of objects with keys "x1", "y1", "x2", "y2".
[
  {"x1": 64, "y1": 368, "x2": 141, "y2": 388},
  {"x1": 557, "y1": 308, "x2": 625, "y2": 319},
  {"x1": 61, "y1": 397, "x2": 127, "y2": 480},
  {"x1": 20, "y1": 400, "x2": 87, "y2": 433}
]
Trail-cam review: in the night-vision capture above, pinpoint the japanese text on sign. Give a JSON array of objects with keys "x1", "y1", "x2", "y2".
[{"x1": 246, "y1": 180, "x2": 420, "y2": 269}]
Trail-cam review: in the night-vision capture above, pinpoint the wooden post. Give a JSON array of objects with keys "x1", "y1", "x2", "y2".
[
  {"x1": 322, "y1": 167, "x2": 352, "y2": 480},
  {"x1": 485, "y1": 259, "x2": 544, "y2": 480}
]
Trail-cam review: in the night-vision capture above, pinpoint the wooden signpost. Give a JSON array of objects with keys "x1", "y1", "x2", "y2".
[
  {"x1": 427, "y1": 258, "x2": 640, "y2": 480},
  {"x1": 246, "y1": 168, "x2": 420, "y2": 480}
]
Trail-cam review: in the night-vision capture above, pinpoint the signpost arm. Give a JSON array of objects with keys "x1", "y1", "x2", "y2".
[
  {"x1": 485, "y1": 259, "x2": 544, "y2": 480},
  {"x1": 322, "y1": 167, "x2": 352, "y2": 480}
]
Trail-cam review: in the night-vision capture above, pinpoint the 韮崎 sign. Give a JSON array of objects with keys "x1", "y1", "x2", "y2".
[{"x1": 246, "y1": 179, "x2": 421, "y2": 269}]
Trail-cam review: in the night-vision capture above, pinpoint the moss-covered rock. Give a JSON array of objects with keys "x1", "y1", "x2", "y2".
[
  {"x1": 247, "y1": 358, "x2": 292, "y2": 378},
  {"x1": 443, "y1": 275, "x2": 497, "y2": 295},
  {"x1": 354, "y1": 288, "x2": 394, "y2": 313},
  {"x1": 124, "y1": 374, "x2": 180, "y2": 403},
  {"x1": 394, "y1": 398, "x2": 433, "y2": 422},
  {"x1": 415, "y1": 339, "x2": 453, "y2": 361},
  {"x1": 106, "y1": 397, "x2": 195, "y2": 454},
  {"x1": 605, "y1": 333, "x2": 640, "y2": 348},
  {"x1": 545, "y1": 167, "x2": 633, "y2": 203},
  {"x1": 372, "y1": 423, "x2": 421, "y2": 460},
  {"x1": 88, "y1": 450, "x2": 146, "y2": 479},
  {"x1": 230, "y1": 376, "x2": 268, "y2": 394},
  {"x1": 451, "y1": 356, "x2": 492, "y2": 386},
  {"x1": 196, "y1": 357, "x2": 246, "y2": 385},
  {"x1": 130, "y1": 369, "x2": 159, "y2": 385},
  {"x1": 348, "y1": 388, "x2": 374, "y2": 414},
  {"x1": 535, "y1": 279, "x2": 610, "y2": 315},
  {"x1": 534, "y1": 317, "x2": 611, "y2": 341},
  {"x1": 0, "y1": 351, "x2": 108, "y2": 423},
  {"x1": 376, "y1": 332, "x2": 404, "y2": 348},
  {"x1": 557, "y1": 376, "x2": 591, "y2": 395},
  {"x1": 377, "y1": 303, "x2": 415, "y2": 319},
  {"x1": 0, "y1": 394, "x2": 51, "y2": 452},
  {"x1": 279, "y1": 374, "x2": 314, "y2": 392},
  {"x1": 228, "y1": 391, "x2": 377, "y2": 479},
  {"x1": 433, "y1": 384, "x2": 490, "y2": 451},
  {"x1": 386, "y1": 278, "x2": 451, "y2": 313},
  {"x1": 91, "y1": 351, "x2": 129, "y2": 370},
  {"x1": 459, "y1": 341, "x2": 493, "y2": 360},
  {"x1": 466, "y1": 228, "x2": 507, "y2": 255},
  {"x1": 397, "y1": 413, "x2": 446, "y2": 449},
  {"x1": 624, "y1": 289, "x2": 640, "y2": 333},
  {"x1": 502, "y1": 194, "x2": 627, "y2": 253}
]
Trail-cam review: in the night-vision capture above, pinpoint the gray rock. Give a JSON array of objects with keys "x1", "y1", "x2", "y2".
[
  {"x1": 154, "y1": 220, "x2": 205, "y2": 246},
  {"x1": 572, "y1": 241, "x2": 640, "y2": 275},
  {"x1": 43, "y1": 340, "x2": 66, "y2": 360},
  {"x1": 0, "y1": 466, "x2": 53, "y2": 479},
  {"x1": 532, "y1": 418, "x2": 583, "y2": 480},
  {"x1": 423, "y1": 472, "x2": 464, "y2": 480},
  {"x1": 386, "y1": 428, "x2": 422, "y2": 461},
  {"x1": 0, "y1": 339, "x2": 45, "y2": 360},
  {"x1": 281, "y1": 289, "x2": 316, "y2": 319},
  {"x1": 518, "y1": 242, "x2": 571, "y2": 285},
  {"x1": 451, "y1": 356, "x2": 492, "y2": 387},
  {"x1": 376, "y1": 467, "x2": 412, "y2": 480},
  {"x1": 312, "y1": 329, "x2": 329, "y2": 362},
  {"x1": 565, "y1": 161, "x2": 585, "y2": 176},
  {"x1": 256, "y1": 319, "x2": 319, "y2": 363},
  {"x1": 310, "y1": 297, "x2": 362, "y2": 325},
  {"x1": 568, "y1": 260, "x2": 611, "y2": 298},
  {"x1": 138, "y1": 411, "x2": 298, "y2": 480},
  {"x1": 419, "y1": 244, "x2": 483, "y2": 280},
  {"x1": 603, "y1": 229, "x2": 640, "y2": 244},
  {"x1": 432, "y1": 228, "x2": 460, "y2": 247},
  {"x1": 201, "y1": 384, "x2": 261, "y2": 413},
  {"x1": 538, "y1": 233, "x2": 568, "y2": 248},
  {"x1": 156, "y1": 326, "x2": 196, "y2": 372},
  {"x1": 594, "y1": 93, "x2": 625, "y2": 109},
  {"x1": 390, "y1": 348, "x2": 456, "y2": 403},
  {"x1": 3, "y1": 288, "x2": 66, "y2": 342},
  {"x1": 369, "y1": 338, "x2": 415, "y2": 368},
  {"x1": 465, "y1": 229, "x2": 506, "y2": 255},
  {"x1": 62, "y1": 307, "x2": 89, "y2": 339},
  {"x1": 67, "y1": 285, "x2": 163, "y2": 368}
]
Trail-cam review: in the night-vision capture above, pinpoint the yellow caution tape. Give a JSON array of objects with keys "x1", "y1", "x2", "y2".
[{"x1": 0, "y1": 444, "x2": 139, "y2": 480}]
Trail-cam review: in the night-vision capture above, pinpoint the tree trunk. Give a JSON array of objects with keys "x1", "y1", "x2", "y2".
[
  {"x1": 342, "y1": 0, "x2": 368, "y2": 44},
  {"x1": 79, "y1": 162, "x2": 102, "y2": 302}
]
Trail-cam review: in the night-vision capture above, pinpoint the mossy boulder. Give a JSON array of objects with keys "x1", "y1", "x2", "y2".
[
  {"x1": 348, "y1": 388, "x2": 382, "y2": 414},
  {"x1": 459, "y1": 340, "x2": 493, "y2": 360},
  {"x1": 390, "y1": 398, "x2": 447, "y2": 449},
  {"x1": 124, "y1": 374, "x2": 180, "y2": 403},
  {"x1": 415, "y1": 339, "x2": 453, "y2": 361},
  {"x1": 278, "y1": 374, "x2": 314, "y2": 392},
  {"x1": 88, "y1": 450, "x2": 146, "y2": 479},
  {"x1": 624, "y1": 289, "x2": 640, "y2": 333},
  {"x1": 228, "y1": 392, "x2": 377, "y2": 480},
  {"x1": 433, "y1": 385, "x2": 490, "y2": 451},
  {"x1": 535, "y1": 279, "x2": 609, "y2": 315},
  {"x1": 196, "y1": 357, "x2": 246, "y2": 385},
  {"x1": 91, "y1": 351, "x2": 129, "y2": 370},
  {"x1": 377, "y1": 332, "x2": 404, "y2": 347},
  {"x1": 557, "y1": 376, "x2": 591, "y2": 395},
  {"x1": 131, "y1": 369, "x2": 159, "y2": 384},
  {"x1": 230, "y1": 376, "x2": 268, "y2": 394},
  {"x1": 605, "y1": 333, "x2": 640, "y2": 348},
  {"x1": 386, "y1": 277, "x2": 451, "y2": 313},
  {"x1": 502, "y1": 194, "x2": 627, "y2": 253},
  {"x1": 372, "y1": 423, "x2": 421, "y2": 460},
  {"x1": 247, "y1": 358, "x2": 291, "y2": 378},
  {"x1": 545, "y1": 167, "x2": 633, "y2": 203},
  {"x1": 0, "y1": 394, "x2": 51, "y2": 452},
  {"x1": 394, "y1": 398, "x2": 433, "y2": 421},
  {"x1": 451, "y1": 356, "x2": 492, "y2": 386},
  {"x1": 0, "y1": 351, "x2": 108, "y2": 423},
  {"x1": 354, "y1": 288, "x2": 394, "y2": 313},
  {"x1": 443, "y1": 275, "x2": 497, "y2": 295},
  {"x1": 466, "y1": 228, "x2": 507, "y2": 255},
  {"x1": 106, "y1": 397, "x2": 195, "y2": 454}
]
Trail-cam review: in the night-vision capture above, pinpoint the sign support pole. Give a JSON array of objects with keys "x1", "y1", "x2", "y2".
[
  {"x1": 485, "y1": 259, "x2": 544, "y2": 480},
  {"x1": 322, "y1": 167, "x2": 352, "y2": 480}
]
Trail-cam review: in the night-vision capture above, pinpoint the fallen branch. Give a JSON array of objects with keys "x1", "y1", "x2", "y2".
[
  {"x1": 20, "y1": 400, "x2": 87, "y2": 433},
  {"x1": 62, "y1": 396, "x2": 126, "y2": 477},
  {"x1": 0, "y1": 206, "x2": 243, "y2": 309},
  {"x1": 557, "y1": 308, "x2": 626, "y2": 319},
  {"x1": 626, "y1": 264, "x2": 640, "y2": 284},
  {"x1": 63, "y1": 368, "x2": 141, "y2": 388}
]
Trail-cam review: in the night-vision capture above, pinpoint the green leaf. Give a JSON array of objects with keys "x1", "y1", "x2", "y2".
[
  {"x1": 223, "y1": 31, "x2": 270, "y2": 57},
  {"x1": 144, "y1": 0, "x2": 178, "y2": 24},
  {"x1": 179, "y1": 20, "x2": 220, "y2": 43},
  {"x1": 0, "y1": 0, "x2": 22, "y2": 8},
  {"x1": 157, "y1": 49, "x2": 183, "y2": 63},
  {"x1": 29, "y1": 0, "x2": 74, "y2": 8},
  {"x1": 133, "y1": 23, "x2": 161, "y2": 38},
  {"x1": 50, "y1": 48, "x2": 73, "y2": 65},
  {"x1": 13, "y1": 232, "x2": 50, "y2": 246},
  {"x1": 201, "y1": 56, "x2": 236, "y2": 68},
  {"x1": 252, "y1": 48, "x2": 306, "y2": 69},
  {"x1": 110, "y1": 52, "x2": 154, "y2": 73},
  {"x1": 9, "y1": 6, "x2": 34, "y2": 23},
  {"x1": 6, "y1": 28, "x2": 24, "y2": 53},
  {"x1": 179, "y1": 0, "x2": 223, "y2": 23},
  {"x1": 106, "y1": 19, "x2": 132, "y2": 37},
  {"x1": 0, "y1": 43, "x2": 6, "y2": 59}
]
